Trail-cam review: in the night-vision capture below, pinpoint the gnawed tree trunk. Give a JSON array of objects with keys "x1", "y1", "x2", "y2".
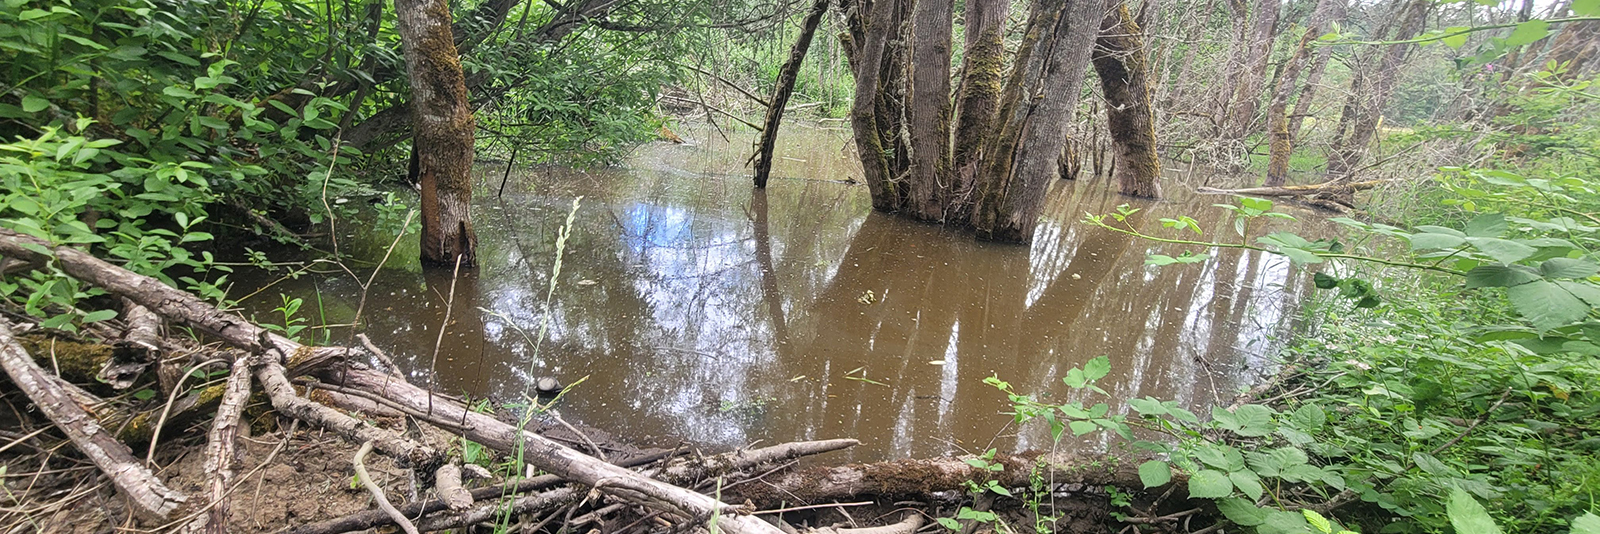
[
  {"x1": 1221, "y1": 0, "x2": 1281, "y2": 138},
  {"x1": 970, "y1": 0, "x2": 1102, "y2": 242},
  {"x1": 903, "y1": 0, "x2": 956, "y2": 221},
  {"x1": 395, "y1": 0, "x2": 478, "y2": 267},
  {"x1": 1094, "y1": 1, "x2": 1163, "y2": 198},
  {"x1": 1264, "y1": 0, "x2": 1345, "y2": 186},
  {"x1": 752, "y1": 0, "x2": 831, "y2": 188},
  {"x1": 951, "y1": 0, "x2": 1010, "y2": 221},
  {"x1": 1324, "y1": 0, "x2": 1432, "y2": 181}
]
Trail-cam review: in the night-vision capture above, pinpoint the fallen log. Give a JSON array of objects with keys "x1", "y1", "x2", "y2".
[
  {"x1": 188, "y1": 352, "x2": 254, "y2": 534},
  {"x1": 0, "y1": 318, "x2": 187, "y2": 520},
  {"x1": 1197, "y1": 180, "x2": 1383, "y2": 197},
  {"x1": 256, "y1": 359, "x2": 440, "y2": 467},
  {"x1": 728, "y1": 453, "x2": 1151, "y2": 506},
  {"x1": 433, "y1": 463, "x2": 472, "y2": 511},
  {"x1": 0, "y1": 228, "x2": 788, "y2": 534},
  {"x1": 806, "y1": 513, "x2": 923, "y2": 534}
]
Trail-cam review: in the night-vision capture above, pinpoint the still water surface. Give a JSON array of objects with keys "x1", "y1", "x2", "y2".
[{"x1": 241, "y1": 124, "x2": 1322, "y2": 461}]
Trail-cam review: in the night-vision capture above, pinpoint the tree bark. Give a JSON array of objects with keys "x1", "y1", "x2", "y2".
[
  {"x1": 0, "y1": 319, "x2": 187, "y2": 521},
  {"x1": 192, "y1": 353, "x2": 253, "y2": 534},
  {"x1": 903, "y1": 0, "x2": 956, "y2": 221},
  {"x1": 970, "y1": 0, "x2": 1102, "y2": 243},
  {"x1": 752, "y1": 0, "x2": 832, "y2": 188},
  {"x1": 1325, "y1": 0, "x2": 1432, "y2": 179},
  {"x1": 1094, "y1": 1, "x2": 1163, "y2": 198},
  {"x1": 847, "y1": 0, "x2": 907, "y2": 212},
  {"x1": 1287, "y1": 27, "x2": 1338, "y2": 140},
  {"x1": 395, "y1": 0, "x2": 478, "y2": 267},
  {"x1": 1265, "y1": 0, "x2": 1344, "y2": 186},
  {"x1": 951, "y1": 0, "x2": 1010, "y2": 221},
  {"x1": 1222, "y1": 0, "x2": 1281, "y2": 138}
]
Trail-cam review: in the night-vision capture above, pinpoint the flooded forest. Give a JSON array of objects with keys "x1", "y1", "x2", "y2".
[{"x1": 2, "y1": 0, "x2": 1598, "y2": 533}]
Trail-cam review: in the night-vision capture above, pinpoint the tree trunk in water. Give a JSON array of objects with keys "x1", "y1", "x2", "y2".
[
  {"x1": 847, "y1": 0, "x2": 908, "y2": 212},
  {"x1": 752, "y1": 0, "x2": 831, "y2": 188},
  {"x1": 396, "y1": 0, "x2": 478, "y2": 267},
  {"x1": 1287, "y1": 39, "x2": 1335, "y2": 140},
  {"x1": 1264, "y1": 0, "x2": 1344, "y2": 186},
  {"x1": 1222, "y1": 0, "x2": 1280, "y2": 138},
  {"x1": 950, "y1": 0, "x2": 1010, "y2": 221},
  {"x1": 904, "y1": 0, "x2": 956, "y2": 221},
  {"x1": 1094, "y1": 1, "x2": 1163, "y2": 198},
  {"x1": 971, "y1": 0, "x2": 1101, "y2": 243},
  {"x1": 1325, "y1": 0, "x2": 1431, "y2": 180}
]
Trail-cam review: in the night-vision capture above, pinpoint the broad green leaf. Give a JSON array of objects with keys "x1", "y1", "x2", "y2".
[
  {"x1": 81, "y1": 310, "x2": 117, "y2": 323},
  {"x1": 1412, "y1": 452, "x2": 1451, "y2": 476},
  {"x1": 1466, "y1": 237, "x2": 1537, "y2": 264},
  {"x1": 1559, "y1": 281, "x2": 1600, "y2": 306},
  {"x1": 1128, "y1": 397, "x2": 1169, "y2": 416},
  {"x1": 1291, "y1": 404, "x2": 1326, "y2": 431},
  {"x1": 1440, "y1": 26, "x2": 1470, "y2": 48},
  {"x1": 1304, "y1": 510, "x2": 1333, "y2": 534},
  {"x1": 1541, "y1": 258, "x2": 1600, "y2": 279},
  {"x1": 1189, "y1": 469, "x2": 1234, "y2": 499},
  {"x1": 1448, "y1": 487, "x2": 1504, "y2": 534},
  {"x1": 1464, "y1": 213, "x2": 1507, "y2": 237},
  {"x1": 1215, "y1": 405, "x2": 1277, "y2": 437},
  {"x1": 1465, "y1": 265, "x2": 1542, "y2": 288},
  {"x1": 1571, "y1": 513, "x2": 1600, "y2": 534},
  {"x1": 1083, "y1": 355, "x2": 1110, "y2": 381},
  {"x1": 21, "y1": 95, "x2": 48, "y2": 113},
  {"x1": 1069, "y1": 420, "x2": 1097, "y2": 436},
  {"x1": 1574, "y1": 0, "x2": 1600, "y2": 15},
  {"x1": 1502, "y1": 19, "x2": 1549, "y2": 46},
  {"x1": 1508, "y1": 281, "x2": 1589, "y2": 331},
  {"x1": 1409, "y1": 232, "x2": 1467, "y2": 250},
  {"x1": 1416, "y1": 225, "x2": 1464, "y2": 237},
  {"x1": 1230, "y1": 470, "x2": 1265, "y2": 501},
  {"x1": 1138, "y1": 460, "x2": 1172, "y2": 488},
  {"x1": 1260, "y1": 510, "x2": 1312, "y2": 534},
  {"x1": 1217, "y1": 498, "x2": 1269, "y2": 526}
]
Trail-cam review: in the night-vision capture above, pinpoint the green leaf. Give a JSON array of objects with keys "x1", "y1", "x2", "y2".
[
  {"x1": 1571, "y1": 513, "x2": 1600, "y2": 534},
  {"x1": 1540, "y1": 258, "x2": 1600, "y2": 279},
  {"x1": 1440, "y1": 26, "x2": 1471, "y2": 48},
  {"x1": 1464, "y1": 213, "x2": 1507, "y2": 237},
  {"x1": 1559, "y1": 281, "x2": 1600, "y2": 306},
  {"x1": 1303, "y1": 509, "x2": 1333, "y2": 534},
  {"x1": 1083, "y1": 355, "x2": 1110, "y2": 381},
  {"x1": 1189, "y1": 469, "x2": 1234, "y2": 499},
  {"x1": 1291, "y1": 404, "x2": 1326, "y2": 431},
  {"x1": 1069, "y1": 420, "x2": 1097, "y2": 436},
  {"x1": 21, "y1": 95, "x2": 49, "y2": 113},
  {"x1": 1502, "y1": 19, "x2": 1550, "y2": 46},
  {"x1": 1230, "y1": 470, "x2": 1265, "y2": 501},
  {"x1": 1409, "y1": 232, "x2": 1467, "y2": 250},
  {"x1": 39, "y1": 314, "x2": 76, "y2": 331},
  {"x1": 936, "y1": 517, "x2": 960, "y2": 530},
  {"x1": 1508, "y1": 280, "x2": 1589, "y2": 331},
  {"x1": 81, "y1": 309, "x2": 116, "y2": 323},
  {"x1": 1217, "y1": 498, "x2": 1269, "y2": 526},
  {"x1": 1260, "y1": 510, "x2": 1312, "y2": 534},
  {"x1": 1466, "y1": 237, "x2": 1537, "y2": 264},
  {"x1": 1313, "y1": 273, "x2": 1339, "y2": 289},
  {"x1": 1466, "y1": 264, "x2": 1543, "y2": 288},
  {"x1": 1139, "y1": 460, "x2": 1172, "y2": 488},
  {"x1": 1215, "y1": 405, "x2": 1277, "y2": 437},
  {"x1": 1447, "y1": 486, "x2": 1504, "y2": 534},
  {"x1": 1573, "y1": 0, "x2": 1600, "y2": 16},
  {"x1": 132, "y1": 388, "x2": 157, "y2": 401}
]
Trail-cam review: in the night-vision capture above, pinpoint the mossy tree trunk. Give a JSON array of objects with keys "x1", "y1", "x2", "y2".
[
  {"x1": 969, "y1": 0, "x2": 1101, "y2": 242},
  {"x1": 1093, "y1": 2, "x2": 1163, "y2": 199},
  {"x1": 846, "y1": 0, "x2": 909, "y2": 212},
  {"x1": 904, "y1": 0, "x2": 956, "y2": 221},
  {"x1": 1325, "y1": 0, "x2": 1431, "y2": 180},
  {"x1": 395, "y1": 0, "x2": 478, "y2": 267},
  {"x1": 752, "y1": 0, "x2": 831, "y2": 188},
  {"x1": 950, "y1": 0, "x2": 1009, "y2": 222},
  {"x1": 1264, "y1": 0, "x2": 1345, "y2": 186}
]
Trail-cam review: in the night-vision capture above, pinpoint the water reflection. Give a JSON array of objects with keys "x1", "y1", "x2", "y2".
[{"x1": 239, "y1": 127, "x2": 1319, "y2": 461}]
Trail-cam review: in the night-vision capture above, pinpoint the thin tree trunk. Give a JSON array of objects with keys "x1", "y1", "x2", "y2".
[
  {"x1": 971, "y1": 0, "x2": 1102, "y2": 243},
  {"x1": 903, "y1": 0, "x2": 956, "y2": 221},
  {"x1": 1325, "y1": 0, "x2": 1432, "y2": 179},
  {"x1": 1094, "y1": 1, "x2": 1163, "y2": 198},
  {"x1": 1265, "y1": 0, "x2": 1343, "y2": 186},
  {"x1": 1287, "y1": 40, "x2": 1335, "y2": 139},
  {"x1": 950, "y1": 0, "x2": 1010, "y2": 221},
  {"x1": 396, "y1": 0, "x2": 477, "y2": 266},
  {"x1": 752, "y1": 0, "x2": 832, "y2": 188},
  {"x1": 1223, "y1": 0, "x2": 1281, "y2": 138},
  {"x1": 847, "y1": 0, "x2": 905, "y2": 211}
]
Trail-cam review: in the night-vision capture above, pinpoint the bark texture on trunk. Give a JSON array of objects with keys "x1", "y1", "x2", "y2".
[
  {"x1": 1265, "y1": 0, "x2": 1344, "y2": 186},
  {"x1": 970, "y1": 0, "x2": 1101, "y2": 243},
  {"x1": 903, "y1": 0, "x2": 956, "y2": 221},
  {"x1": 1325, "y1": 0, "x2": 1431, "y2": 179},
  {"x1": 752, "y1": 0, "x2": 832, "y2": 188},
  {"x1": 0, "y1": 320, "x2": 187, "y2": 520},
  {"x1": 1222, "y1": 0, "x2": 1281, "y2": 138},
  {"x1": 950, "y1": 0, "x2": 1010, "y2": 220},
  {"x1": 1094, "y1": 2, "x2": 1163, "y2": 198},
  {"x1": 395, "y1": 0, "x2": 478, "y2": 267},
  {"x1": 847, "y1": 0, "x2": 906, "y2": 212}
]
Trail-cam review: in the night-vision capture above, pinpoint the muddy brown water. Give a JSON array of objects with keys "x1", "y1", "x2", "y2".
[{"x1": 235, "y1": 124, "x2": 1323, "y2": 462}]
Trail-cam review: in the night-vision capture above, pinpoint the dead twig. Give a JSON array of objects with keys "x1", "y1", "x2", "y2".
[{"x1": 352, "y1": 441, "x2": 417, "y2": 534}]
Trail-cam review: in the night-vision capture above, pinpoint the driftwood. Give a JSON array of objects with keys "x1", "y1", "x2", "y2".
[
  {"x1": 806, "y1": 513, "x2": 924, "y2": 534},
  {"x1": 433, "y1": 463, "x2": 473, "y2": 511},
  {"x1": 187, "y1": 352, "x2": 254, "y2": 534},
  {"x1": 729, "y1": 453, "x2": 1150, "y2": 506},
  {"x1": 1198, "y1": 179, "x2": 1383, "y2": 197},
  {"x1": 353, "y1": 440, "x2": 419, "y2": 534},
  {"x1": 256, "y1": 359, "x2": 440, "y2": 467},
  {"x1": 0, "y1": 319, "x2": 188, "y2": 520},
  {"x1": 0, "y1": 228, "x2": 787, "y2": 534}
]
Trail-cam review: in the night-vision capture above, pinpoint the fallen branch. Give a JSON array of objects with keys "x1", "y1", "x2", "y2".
[
  {"x1": 187, "y1": 352, "x2": 254, "y2": 534},
  {"x1": 256, "y1": 359, "x2": 439, "y2": 468},
  {"x1": 433, "y1": 463, "x2": 473, "y2": 511},
  {"x1": 0, "y1": 318, "x2": 187, "y2": 520},
  {"x1": 1197, "y1": 179, "x2": 1386, "y2": 197},
  {"x1": 806, "y1": 512, "x2": 924, "y2": 534},
  {"x1": 729, "y1": 453, "x2": 1148, "y2": 505},
  {"x1": 0, "y1": 228, "x2": 786, "y2": 534},
  {"x1": 352, "y1": 441, "x2": 418, "y2": 534}
]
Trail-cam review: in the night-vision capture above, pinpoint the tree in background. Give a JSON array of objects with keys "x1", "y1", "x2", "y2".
[{"x1": 1093, "y1": 2, "x2": 1164, "y2": 199}]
